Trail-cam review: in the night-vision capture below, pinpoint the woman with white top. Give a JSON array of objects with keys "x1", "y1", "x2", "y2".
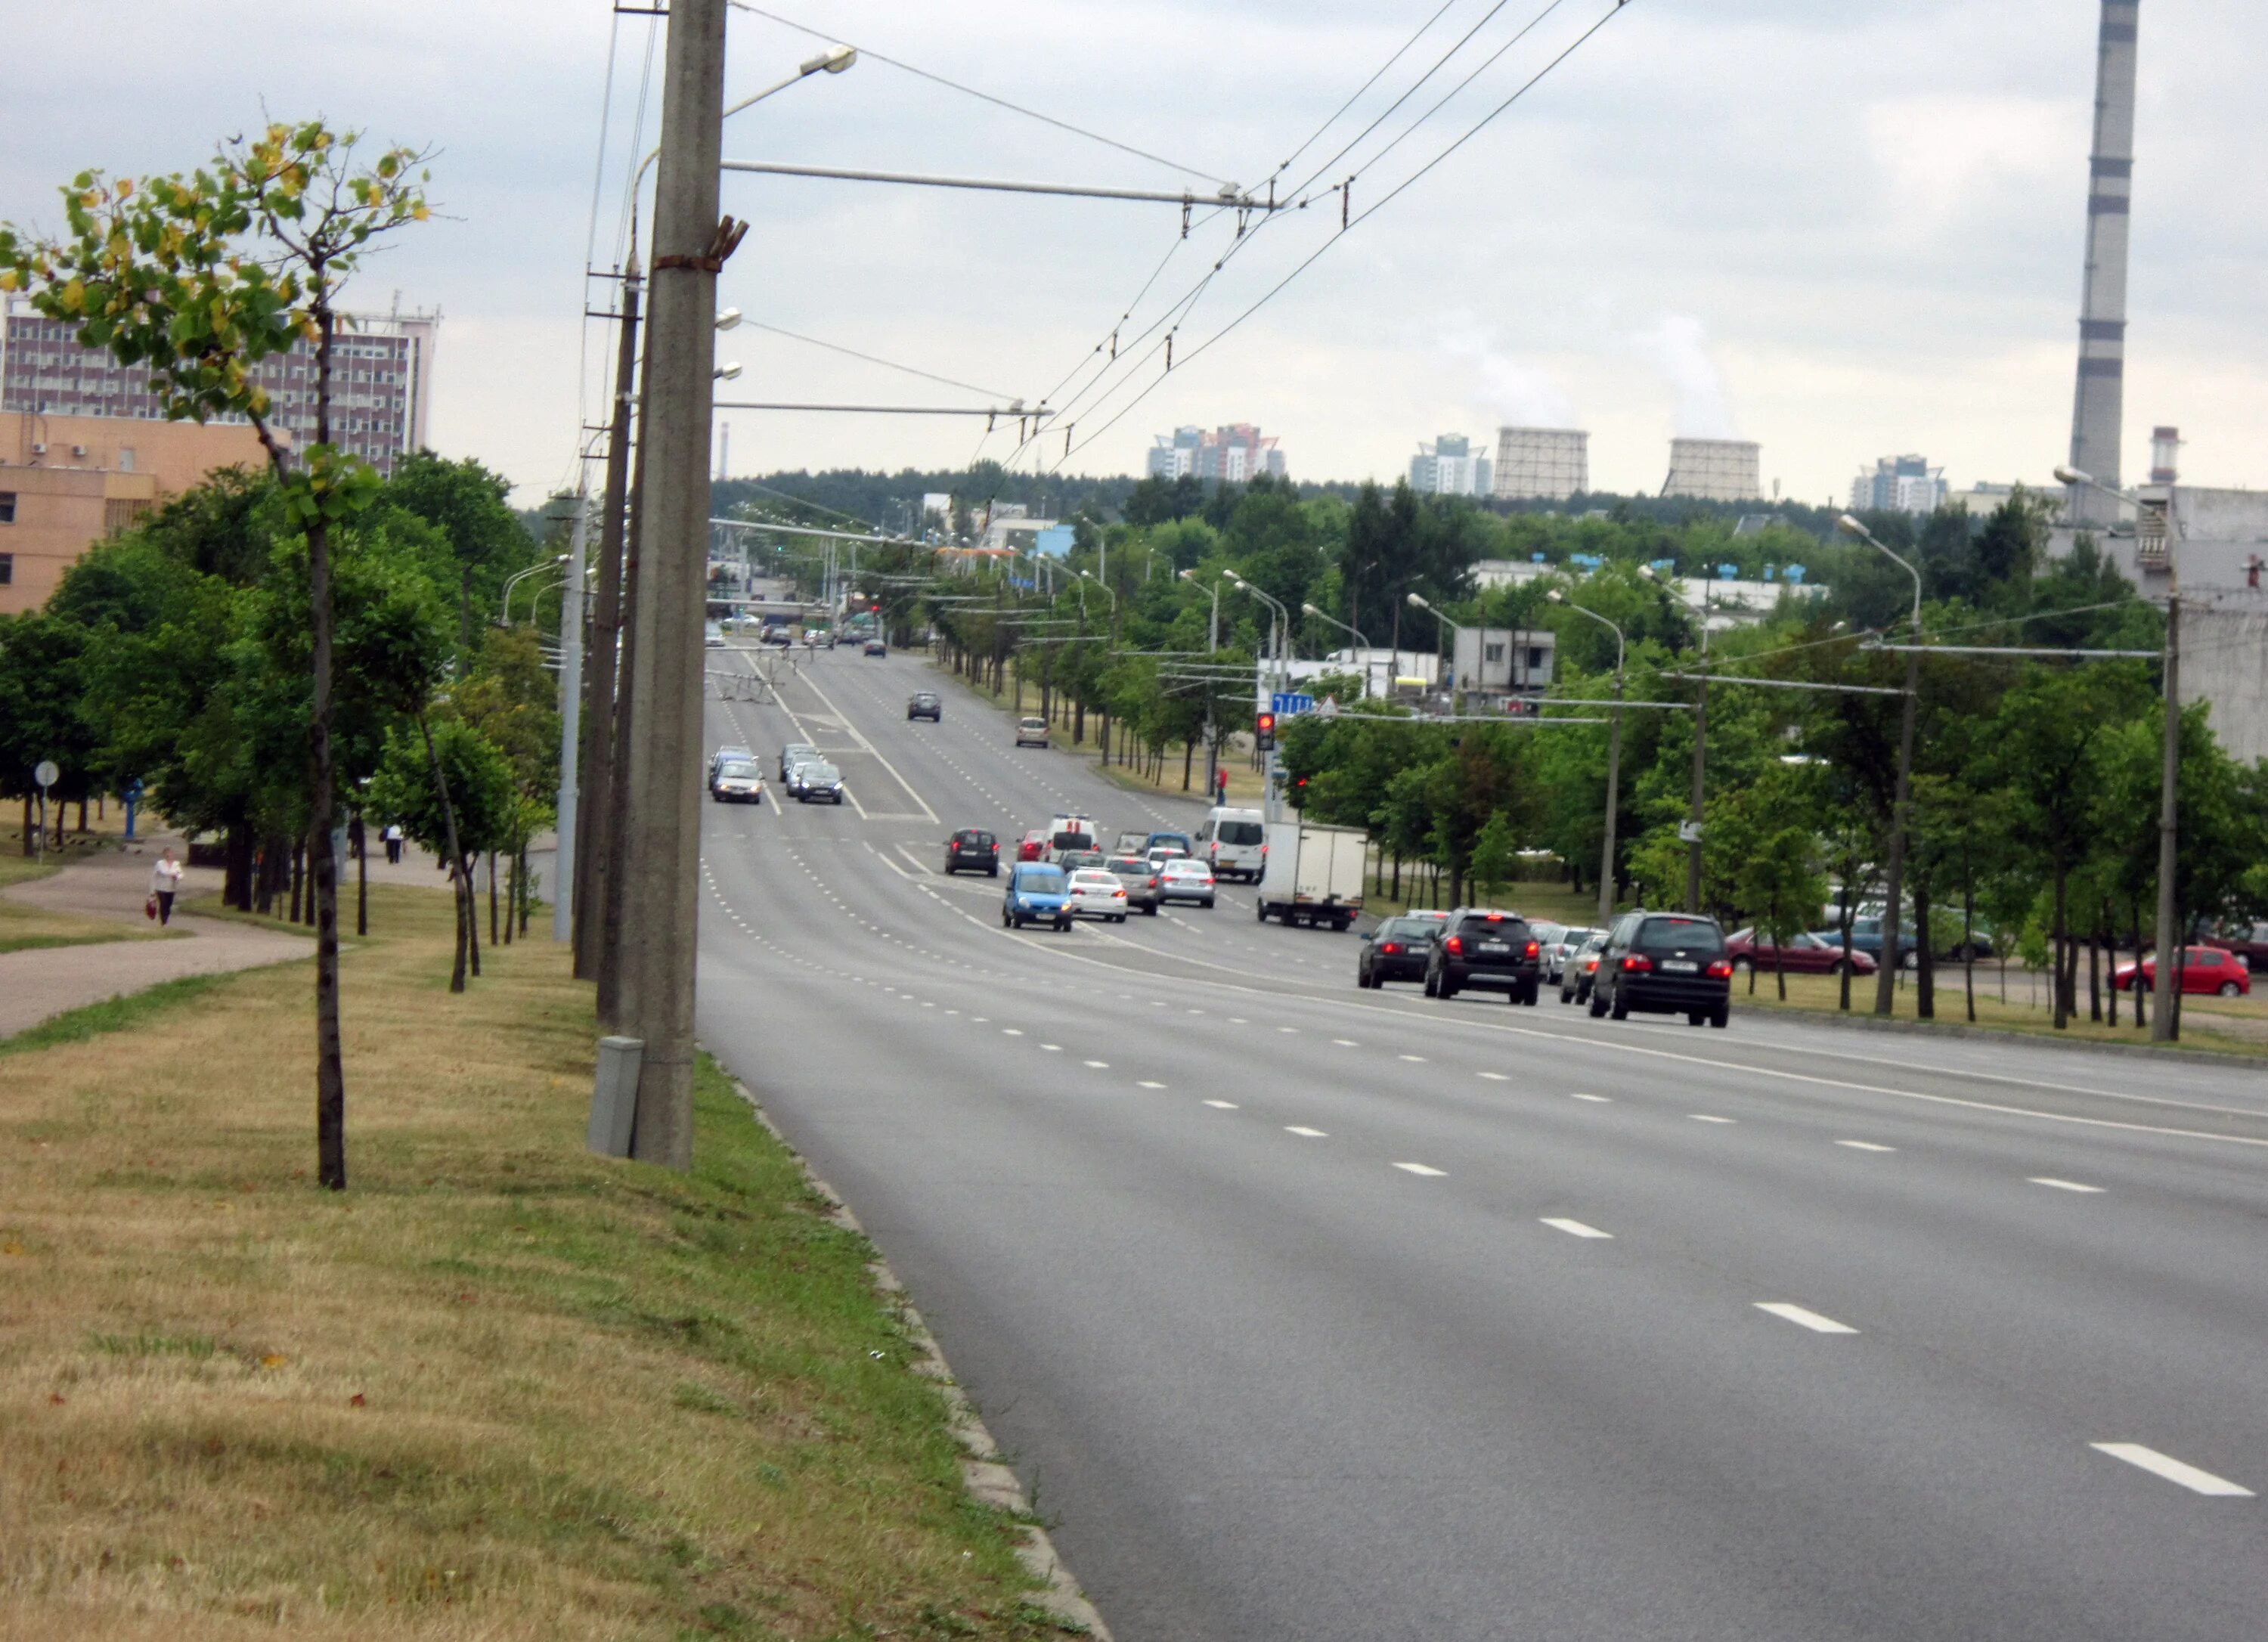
[{"x1": 149, "y1": 846, "x2": 185, "y2": 925}]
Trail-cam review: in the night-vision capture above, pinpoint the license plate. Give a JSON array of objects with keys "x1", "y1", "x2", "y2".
[
  {"x1": 1661, "y1": 959, "x2": 1698, "y2": 973},
  {"x1": 1476, "y1": 943, "x2": 1508, "y2": 955}
]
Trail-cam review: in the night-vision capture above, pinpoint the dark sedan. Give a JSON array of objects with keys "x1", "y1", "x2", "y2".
[
  {"x1": 1358, "y1": 916, "x2": 1442, "y2": 989},
  {"x1": 907, "y1": 691, "x2": 942, "y2": 721}
]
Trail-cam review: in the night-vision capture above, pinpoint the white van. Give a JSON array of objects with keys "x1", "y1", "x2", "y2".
[{"x1": 1195, "y1": 806, "x2": 1268, "y2": 882}]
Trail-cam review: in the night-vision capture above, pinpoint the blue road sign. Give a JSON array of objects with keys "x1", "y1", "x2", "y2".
[{"x1": 1272, "y1": 691, "x2": 1317, "y2": 717}]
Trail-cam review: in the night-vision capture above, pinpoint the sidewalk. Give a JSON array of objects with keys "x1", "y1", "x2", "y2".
[{"x1": 0, "y1": 834, "x2": 313, "y2": 1039}]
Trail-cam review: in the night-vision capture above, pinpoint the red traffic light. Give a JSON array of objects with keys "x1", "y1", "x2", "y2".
[{"x1": 1254, "y1": 710, "x2": 1277, "y2": 751}]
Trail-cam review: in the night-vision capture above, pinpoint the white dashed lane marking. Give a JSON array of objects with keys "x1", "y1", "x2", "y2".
[
  {"x1": 1755, "y1": 1303, "x2": 1858, "y2": 1335},
  {"x1": 2090, "y1": 1443, "x2": 2254, "y2": 1497},
  {"x1": 1541, "y1": 1217, "x2": 1613, "y2": 1239},
  {"x1": 1836, "y1": 1140, "x2": 1897, "y2": 1153},
  {"x1": 1393, "y1": 1162, "x2": 1446, "y2": 1177},
  {"x1": 2031, "y1": 1176, "x2": 2105, "y2": 1194},
  {"x1": 1204, "y1": 1099, "x2": 1238, "y2": 1109},
  {"x1": 1284, "y1": 1126, "x2": 1328, "y2": 1138}
]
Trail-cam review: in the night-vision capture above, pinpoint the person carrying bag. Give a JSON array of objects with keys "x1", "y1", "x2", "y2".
[{"x1": 149, "y1": 846, "x2": 184, "y2": 926}]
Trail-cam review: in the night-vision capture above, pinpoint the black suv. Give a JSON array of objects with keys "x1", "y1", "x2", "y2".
[
  {"x1": 943, "y1": 828, "x2": 999, "y2": 876},
  {"x1": 1424, "y1": 909, "x2": 1543, "y2": 1005},
  {"x1": 907, "y1": 691, "x2": 942, "y2": 721},
  {"x1": 1589, "y1": 911, "x2": 1732, "y2": 1027}
]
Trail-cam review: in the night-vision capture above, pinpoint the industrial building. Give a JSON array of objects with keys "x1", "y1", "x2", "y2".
[
  {"x1": 1851, "y1": 454, "x2": 1948, "y2": 516},
  {"x1": 1451, "y1": 626, "x2": 1557, "y2": 699},
  {"x1": 2, "y1": 299, "x2": 437, "y2": 479},
  {"x1": 1663, "y1": 438, "x2": 1762, "y2": 503},
  {"x1": 1146, "y1": 423, "x2": 1286, "y2": 483},
  {"x1": 1492, "y1": 426, "x2": 1588, "y2": 502},
  {"x1": 1408, "y1": 434, "x2": 1492, "y2": 498}
]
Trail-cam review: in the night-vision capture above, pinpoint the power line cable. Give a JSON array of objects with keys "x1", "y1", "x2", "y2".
[
  {"x1": 1047, "y1": 0, "x2": 1633, "y2": 474},
  {"x1": 739, "y1": 318, "x2": 1022, "y2": 401},
  {"x1": 726, "y1": 0, "x2": 1228, "y2": 184},
  {"x1": 1268, "y1": 0, "x2": 1464, "y2": 184}
]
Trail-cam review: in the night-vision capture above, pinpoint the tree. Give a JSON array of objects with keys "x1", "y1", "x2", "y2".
[
  {"x1": 4, "y1": 120, "x2": 433, "y2": 1190},
  {"x1": 1469, "y1": 810, "x2": 1518, "y2": 905},
  {"x1": 367, "y1": 718, "x2": 515, "y2": 992},
  {"x1": 0, "y1": 615, "x2": 98, "y2": 851}
]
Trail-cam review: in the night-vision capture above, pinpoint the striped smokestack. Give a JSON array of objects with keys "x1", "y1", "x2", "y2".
[{"x1": 2068, "y1": 0, "x2": 2139, "y2": 527}]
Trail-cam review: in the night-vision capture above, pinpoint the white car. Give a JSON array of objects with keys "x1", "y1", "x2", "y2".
[
  {"x1": 1157, "y1": 859, "x2": 1216, "y2": 908},
  {"x1": 1064, "y1": 869, "x2": 1129, "y2": 923}
]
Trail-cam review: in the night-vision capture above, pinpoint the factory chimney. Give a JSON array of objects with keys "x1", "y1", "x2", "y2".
[{"x1": 2067, "y1": 0, "x2": 2140, "y2": 527}]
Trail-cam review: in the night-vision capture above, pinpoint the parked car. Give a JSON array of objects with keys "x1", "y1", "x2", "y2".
[
  {"x1": 1157, "y1": 860, "x2": 1217, "y2": 908},
  {"x1": 1541, "y1": 925, "x2": 1600, "y2": 982},
  {"x1": 1726, "y1": 928, "x2": 1877, "y2": 977},
  {"x1": 1558, "y1": 929, "x2": 1610, "y2": 1005},
  {"x1": 907, "y1": 692, "x2": 942, "y2": 722},
  {"x1": 864, "y1": 638, "x2": 888, "y2": 656},
  {"x1": 1016, "y1": 829, "x2": 1051, "y2": 863},
  {"x1": 1015, "y1": 716, "x2": 1050, "y2": 748},
  {"x1": 1194, "y1": 807, "x2": 1267, "y2": 882},
  {"x1": 791, "y1": 761, "x2": 844, "y2": 804},
  {"x1": 1105, "y1": 855, "x2": 1163, "y2": 915},
  {"x1": 1424, "y1": 908, "x2": 1543, "y2": 1005},
  {"x1": 779, "y1": 742, "x2": 819, "y2": 782},
  {"x1": 1358, "y1": 915, "x2": 1443, "y2": 989},
  {"x1": 2114, "y1": 946, "x2": 2252, "y2": 998},
  {"x1": 1065, "y1": 869, "x2": 1130, "y2": 922},
  {"x1": 708, "y1": 758, "x2": 764, "y2": 804},
  {"x1": 1590, "y1": 911, "x2": 1733, "y2": 1027},
  {"x1": 705, "y1": 621, "x2": 726, "y2": 649},
  {"x1": 943, "y1": 828, "x2": 999, "y2": 876},
  {"x1": 2204, "y1": 921, "x2": 2268, "y2": 972},
  {"x1": 1811, "y1": 915, "x2": 1919, "y2": 970},
  {"x1": 1002, "y1": 863, "x2": 1072, "y2": 931}
]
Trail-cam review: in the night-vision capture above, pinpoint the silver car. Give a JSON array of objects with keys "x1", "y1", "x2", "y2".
[
  {"x1": 1541, "y1": 925, "x2": 1599, "y2": 982},
  {"x1": 1157, "y1": 859, "x2": 1216, "y2": 908}
]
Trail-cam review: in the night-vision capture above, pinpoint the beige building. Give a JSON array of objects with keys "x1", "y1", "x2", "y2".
[{"x1": 0, "y1": 413, "x2": 270, "y2": 614}]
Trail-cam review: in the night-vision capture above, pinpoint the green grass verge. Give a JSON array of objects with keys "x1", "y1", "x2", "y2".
[{"x1": 0, "y1": 969, "x2": 237, "y2": 1056}]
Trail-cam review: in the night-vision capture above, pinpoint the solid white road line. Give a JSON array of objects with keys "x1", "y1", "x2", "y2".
[
  {"x1": 1204, "y1": 1099, "x2": 1239, "y2": 1109},
  {"x1": 1690, "y1": 1114, "x2": 1737, "y2": 1124},
  {"x1": 1755, "y1": 1303, "x2": 1858, "y2": 1335},
  {"x1": 2030, "y1": 1176, "x2": 2106, "y2": 1193},
  {"x1": 2090, "y1": 1443, "x2": 2254, "y2": 1497},
  {"x1": 1836, "y1": 1140, "x2": 1898, "y2": 1152},
  {"x1": 1541, "y1": 1217, "x2": 1613, "y2": 1239},
  {"x1": 1284, "y1": 1126, "x2": 1329, "y2": 1138},
  {"x1": 1393, "y1": 1162, "x2": 1447, "y2": 1176}
]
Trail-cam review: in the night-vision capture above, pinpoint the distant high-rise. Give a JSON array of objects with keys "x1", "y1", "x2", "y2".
[
  {"x1": 2, "y1": 297, "x2": 438, "y2": 477},
  {"x1": 2068, "y1": 0, "x2": 2139, "y2": 526},
  {"x1": 1410, "y1": 434, "x2": 1492, "y2": 497},
  {"x1": 1664, "y1": 438, "x2": 1761, "y2": 503},
  {"x1": 1851, "y1": 454, "x2": 1947, "y2": 516},
  {"x1": 1146, "y1": 423, "x2": 1285, "y2": 483},
  {"x1": 1492, "y1": 426, "x2": 1588, "y2": 502}
]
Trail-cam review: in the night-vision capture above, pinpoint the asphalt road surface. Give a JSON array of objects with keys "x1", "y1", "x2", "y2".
[{"x1": 694, "y1": 635, "x2": 2266, "y2": 1642}]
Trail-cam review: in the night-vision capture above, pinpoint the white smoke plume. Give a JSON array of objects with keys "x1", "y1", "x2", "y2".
[
  {"x1": 1628, "y1": 313, "x2": 1737, "y2": 439},
  {"x1": 1437, "y1": 323, "x2": 1578, "y2": 429}
]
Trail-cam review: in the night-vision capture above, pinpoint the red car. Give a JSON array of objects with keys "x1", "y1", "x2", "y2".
[
  {"x1": 1724, "y1": 928, "x2": 1878, "y2": 976},
  {"x1": 2114, "y1": 946, "x2": 2251, "y2": 998},
  {"x1": 1016, "y1": 829, "x2": 1050, "y2": 863}
]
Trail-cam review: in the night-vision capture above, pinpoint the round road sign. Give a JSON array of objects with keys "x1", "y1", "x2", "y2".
[{"x1": 34, "y1": 760, "x2": 59, "y2": 789}]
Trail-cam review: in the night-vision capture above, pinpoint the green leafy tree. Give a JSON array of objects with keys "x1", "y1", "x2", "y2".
[
  {"x1": 367, "y1": 717, "x2": 515, "y2": 993},
  {"x1": 1469, "y1": 810, "x2": 1519, "y2": 904},
  {"x1": 2, "y1": 119, "x2": 433, "y2": 1190}
]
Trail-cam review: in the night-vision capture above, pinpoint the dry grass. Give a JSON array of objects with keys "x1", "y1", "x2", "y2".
[
  {"x1": 1731, "y1": 965, "x2": 2268, "y2": 1057},
  {"x1": 0, "y1": 899, "x2": 183, "y2": 956},
  {"x1": 0, "y1": 888, "x2": 1075, "y2": 1640}
]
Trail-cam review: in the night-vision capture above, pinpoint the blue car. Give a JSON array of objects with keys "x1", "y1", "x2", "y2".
[{"x1": 1002, "y1": 863, "x2": 1072, "y2": 931}]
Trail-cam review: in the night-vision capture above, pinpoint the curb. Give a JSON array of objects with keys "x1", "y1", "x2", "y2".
[
  {"x1": 1746, "y1": 1001, "x2": 2264, "y2": 1068},
  {"x1": 727, "y1": 1076, "x2": 1111, "y2": 1640}
]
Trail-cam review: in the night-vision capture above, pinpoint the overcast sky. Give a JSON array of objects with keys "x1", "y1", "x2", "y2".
[{"x1": 7, "y1": 1, "x2": 2263, "y2": 507}]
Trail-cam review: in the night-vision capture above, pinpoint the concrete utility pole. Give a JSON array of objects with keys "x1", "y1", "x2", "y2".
[
  {"x1": 613, "y1": 0, "x2": 729, "y2": 1170},
  {"x1": 1837, "y1": 516, "x2": 1926, "y2": 1016},
  {"x1": 553, "y1": 490, "x2": 589, "y2": 943},
  {"x1": 575, "y1": 256, "x2": 640, "y2": 978}
]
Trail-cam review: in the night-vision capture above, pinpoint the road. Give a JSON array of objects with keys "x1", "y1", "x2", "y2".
[{"x1": 693, "y1": 636, "x2": 2267, "y2": 1642}]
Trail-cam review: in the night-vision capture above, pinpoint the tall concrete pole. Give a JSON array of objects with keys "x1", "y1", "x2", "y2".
[
  {"x1": 2152, "y1": 522, "x2": 2180, "y2": 1041},
  {"x1": 575, "y1": 256, "x2": 640, "y2": 979},
  {"x1": 552, "y1": 489, "x2": 589, "y2": 943},
  {"x1": 2067, "y1": 0, "x2": 2139, "y2": 529},
  {"x1": 615, "y1": 0, "x2": 727, "y2": 1170}
]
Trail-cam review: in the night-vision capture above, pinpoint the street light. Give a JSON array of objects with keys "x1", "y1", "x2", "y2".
[
  {"x1": 714, "y1": 361, "x2": 742, "y2": 381},
  {"x1": 714, "y1": 307, "x2": 742, "y2": 331},
  {"x1": 631, "y1": 46, "x2": 859, "y2": 202},
  {"x1": 1549, "y1": 589, "x2": 1627, "y2": 927},
  {"x1": 2058, "y1": 462, "x2": 2185, "y2": 1042},
  {"x1": 1643, "y1": 565, "x2": 1712, "y2": 912},
  {"x1": 1183, "y1": 569, "x2": 1227, "y2": 795},
  {"x1": 1301, "y1": 603, "x2": 1372, "y2": 696},
  {"x1": 500, "y1": 553, "x2": 570, "y2": 624},
  {"x1": 1077, "y1": 566, "x2": 1117, "y2": 610},
  {"x1": 1404, "y1": 591, "x2": 1466, "y2": 705},
  {"x1": 1838, "y1": 516, "x2": 1926, "y2": 1016}
]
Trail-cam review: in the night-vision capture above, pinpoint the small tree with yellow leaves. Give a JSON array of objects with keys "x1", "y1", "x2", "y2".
[{"x1": 2, "y1": 121, "x2": 432, "y2": 1191}]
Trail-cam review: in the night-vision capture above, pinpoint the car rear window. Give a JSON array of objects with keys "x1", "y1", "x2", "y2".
[
  {"x1": 1163, "y1": 860, "x2": 1207, "y2": 875},
  {"x1": 1017, "y1": 866, "x2": 1066, "y2": 890},
  {"x1": 1070, "y1": 871, "x2": 1119, "y2": 887},
  {"x1": 1106, "y1": 859, "x2": 1150, "y2": 877},
  {"x1": 1052, "y1": 830, "x2": 1093, "y2": 849},
  {"x1": 1382, "y1": 918, "x2": 1437, "y2": 940},
  {"x1": 1455, "y1": 914, "x2": 1529, "y2": 940},
  {"x1": 955, "y1": 830, "x2": 994, "y2": 847},
  {"x1": 1218, "y1": 820, "x2": 1264, "y2": 846},
  {"x1": 1636, "y1": 916, "x2": 1724, "y2": 954}
]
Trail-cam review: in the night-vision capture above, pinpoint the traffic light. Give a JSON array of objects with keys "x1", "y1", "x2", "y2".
[{"x1": 1255, "y1": 711, "x2": 1276, "y2": 751}]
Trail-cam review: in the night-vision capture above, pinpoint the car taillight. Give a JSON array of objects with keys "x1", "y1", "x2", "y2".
[
  {"x1": 1147, "y1": 878, "x2": 1158, "y2": 888},
  {"x1": 1706, "y1": 959, "x2": 1732, "y2": 978},
  {"x1": 1524, "y1": 940, "x2": 1539, "y2": 958},
  {"x1": 990, "y1": 842, "x2": 999, "y2": 853},
  {"x1": 1445, "y1": 936, "x2": 1464, "y2": 956},
  {"x1": 1622, "y1": 954, "x2": 1652, "y2": 972},
  {"x1": 1380, "y1": 942, "x2": 1401, "y2": 955}
]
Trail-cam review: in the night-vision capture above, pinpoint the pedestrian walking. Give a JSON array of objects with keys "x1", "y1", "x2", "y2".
[
  {"x1": 383, "y1": 823, "x2": 404, "y2": 866},
  {"x1": 149, "y1": 846, "x2": 184, "y2": 926}
]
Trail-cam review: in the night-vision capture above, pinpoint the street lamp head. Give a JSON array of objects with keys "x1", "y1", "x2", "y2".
[
  {"x1": 714, "y1": 307, "x2": 742, "y2": 332},
  {"x1": 2053, "y1": 465, "x2": 2090, "y2": 487},
  {"x1": 714, "y1": 361, "x2": 742, "y2": 382},
  {"x1": 1836, "y1": 513, "x2": 1870, "y2": 539},
  {"x1": 1405, "y1": 591, "x2": 1430, "y2": 610},
  {"x1": 801, "y1": 44, "x2": 857, "y2": 76},
  {"x1": 1300, "y1": 603, "x2": 1322, "y2": 617},
  {"x1": 1223, "y1": 569, "x2": 1247, "y2": 587},
  {"x1": 1545, "y1": 589, "x2": 1565, "y2": 604}
]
